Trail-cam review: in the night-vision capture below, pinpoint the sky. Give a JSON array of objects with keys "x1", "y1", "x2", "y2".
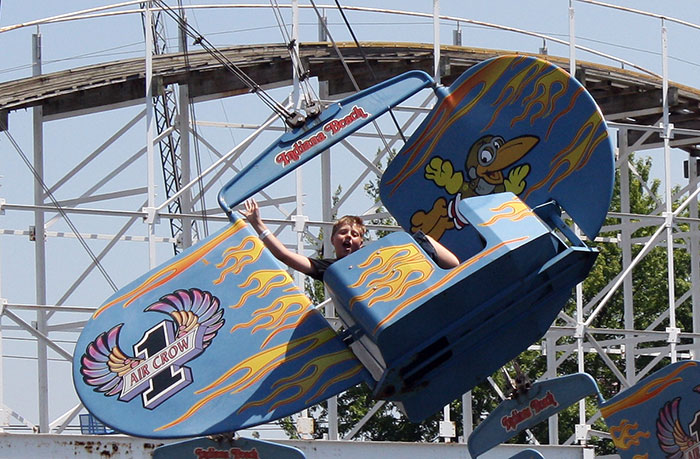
[{"x1": 1, "y1": 0, "x2": 700, "y2": 437}]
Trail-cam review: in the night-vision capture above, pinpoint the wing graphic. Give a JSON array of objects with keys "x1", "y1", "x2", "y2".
[
  {"x1": 145, "y1": 288, "x2": 225, "y2": 348},
  {"x1": 656, "y1": 397, "x2": 695, "y2": 458},
  {"x1": 80, "y1": 324, "x2": 142, "y2": 396}
]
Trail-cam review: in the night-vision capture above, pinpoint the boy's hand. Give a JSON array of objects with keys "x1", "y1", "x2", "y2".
[{"x1": 240, "y1": 198, "x2": 264, "y2": 231}]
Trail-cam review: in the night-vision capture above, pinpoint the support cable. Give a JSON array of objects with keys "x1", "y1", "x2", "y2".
[
  {"x1": 151, "y1": 0, "x2": 306, "y2": 128},
  {"x1": 1, "y1": 121, "x2": 118, "y2": 292},
  {"x1": 176, "y1": 0, "x2": 210, "y2": 238},
  {"x1": 308, "y1": 0, "x2": 406, "y2": 152},
  {"x1": 140, "y1": 2, "x2": 199, "y2": 253},
  {"x1": 268, "y1": 0, "x2": 321, "y2": 116},
  {"x1": 327, "y1": 0, "x2": 407, "y2": 142}
]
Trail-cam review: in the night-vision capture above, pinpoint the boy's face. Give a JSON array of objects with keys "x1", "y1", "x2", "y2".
[{"x1": 331, "y1": 223, "x2": 364, "y2": 258}]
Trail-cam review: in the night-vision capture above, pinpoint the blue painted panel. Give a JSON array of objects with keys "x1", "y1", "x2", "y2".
[
  {"x1": 380, "y1": 55, "x2": 614, "y2": 261},
  {"x1": 382, "y1": 245, "x2": 597, "y2": 420},
  {"x1": 324, "y1": 193, "x2": 598, "y2": 418},
  {"x1": 600, "y1": 360, "x2": 700, "y2": 458},
  {"x1": 325, "y1": 194, "x2": 554, "y2": 363},
  {"x1": 73, "y1": 218, "x2": 370, "y2": 438},
  {"x1": 508, "y1": 449, "x2": 545, "y2": 459},
  {"x1": 468, "y1": 373, "x2": 602, "y2": 457},
  {"x1": 218, "y1": 70, "x2": 434, "y2": 211}
]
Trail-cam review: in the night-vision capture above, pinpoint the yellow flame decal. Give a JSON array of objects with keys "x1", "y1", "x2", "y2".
[
  {"x1": 513, "y1": 69, "x2": 570, "y2": 127},
  {"x1": 632, "y1": 455, "x2": 649, "y2": 459},
  {"x1": 93, "y1": 219, "x2": 246, "y2": 318},
  {"x1": 385, "y1": 57, "x2": 513, "y2": 196},
  {"x1": 157, "y1": 325, "x2": 336, "y2": 431},
  {"x1": 486, "y1": 60, "x2": 579, "y2": 140},
  {"x1": 373, "y1": 236, "x2": 528, "y2": 333},
  {"x1": 485, "y1": 63, "x2": 570, "y2": 132},
  {"x1": 237, "y1": 349, "x2": 362, "y2": 413},
  {"x1": 601, "y1": 362, "x2": 696, "y2": 418},
  {"x1": 522, "y1": 111, "x2": 608, "y2": 201},
  {"x1": 231, "y1": 292, "x2": 312, "y2": 348},
  {"x1": 347, "y1": 244, "x2": 435, "y2": 310},
  {"x1": 608, "y1": 419, "x2": 651, "y2": 450},
  {"x1": 307, "y1": 362, "x2": 365, "y2": 402},
  {"x1": 484, "y1": 58, "x2": 551, "y2": 130},
  {"x1": 229, "y1": 269, "x2": 295, "y2": 309},
  {"x1": 545, "y1": 87, "x2": 584, "y2": 139},
  {"x1": 479, "y1": 199, "x2": 535, "y2": 226},
  {"x1": 213, "y1": 235, "x2": 265, "y2": 285}
]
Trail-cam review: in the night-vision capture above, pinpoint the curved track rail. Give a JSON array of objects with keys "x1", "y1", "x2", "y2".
[{"x1": 2, "y1": 42, "x2": 700, "y2": 152}]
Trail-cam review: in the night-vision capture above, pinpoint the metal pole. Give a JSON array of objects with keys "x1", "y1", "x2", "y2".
[
  {"x1": 661, "y1": 19, "x2": 678, "y2": 362},
  {"x1": 177, "y1": 4, "x2": 193, "y2": 249},
  {"x1": 291, "y1": 0, "x2": 301, "y2": 110},
  {"x1": 442, "y1": 404, "x2": 452, "y2": 442},
  {"x1": 0, "y1": 237, "x2": 4, "y2": 432},
  {"x1": 323, "y1": 155, "x2": 339, "y2": 440},
  {"x1": 546, "y1": 335, "x2": 558, "y2": 444},
  {"x1": 290, "y1": 0, "x2": 312, "y2": 436},
  {"x1": 291, "y1": 0, "x2": 306, "y2": 290},
  {"x1": 690, "y1": 155, "x2": 700, "y2": 358},
  {"x1": 620, "y1": 130, "x2": 636, "y2": 383},
  {"x1": 145, "y1": 2, "x2": 157, "y2": 267},
  {"x1": 461, "y1": 391, "x2": 472, "y2": 443},
  {"x1": 569, "y1": 0, "x2": 576, "y2": 76},
  {"x1": 32, "y1": 30, "x2": 49, "y2": 433},
  {"x1": 575, "y1": 227, "x2": 587, "y2": 445},
  {"x1": 319, "y1": 81, "x2": 338, "y2": 440},
  {"x1": 433, "y1": 0, "x2": 441, "y2": 84}
]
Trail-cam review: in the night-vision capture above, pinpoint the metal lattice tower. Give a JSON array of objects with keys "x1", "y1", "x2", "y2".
[{"x1": 141, "y1": 2, "x2": 199, "y2": 254}]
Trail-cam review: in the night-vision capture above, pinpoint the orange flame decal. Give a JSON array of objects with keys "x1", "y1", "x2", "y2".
[
  {"x1": 385, "y1": 57, "x2": 513, "y2": 196},
  {"x1": 608, "y1": 419, "x2": 651, "y2": 450},
  {"x1": 237, "y1": 349, "x2": 362, "y2": 413},
  {"x1": 515, "y1": 68, "x2": 569, "y2": 127},
  {"x1": 479, "y1": 199, "x2": 535, "y2": 226},
  {"x1": 93, "y1": 219, "x2": 246, "y2": 318},
  {"x1": 545, "y1": 87, "x2": 584, "y2": 139},
  {"x1": 485, "y1": 60, "x2": 572, "y2": 133},
  {"x1": 213, "y1": 235, "x2": 265, "y2": 284},
  {"x1": 484, "y1": 58, "x2": 551, "y2": 130},
  {"x1": 230, "y1": 269, "x2": 295, "y2": 309},
  {"x1": 157, "y1": 324, "x2": 336, "y2": 431},
  {"x1": 231, "y1": 292, "x2": 312, "y2": 348},
  {"x1": 522, "y1": 111, "x2": 608, "y2": 201},
  {"x1": 348, "y1": 244, "x2": 435, "y2": 310},
  {"x1": 600, "y1": 361, "x2": 696, "y2": 418},
  {"x1": 373, "y1": 236, "x2": 528, "y2": 333}
]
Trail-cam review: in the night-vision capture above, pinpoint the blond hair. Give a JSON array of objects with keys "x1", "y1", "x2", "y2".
[{"x1": 332, "y1": 215, "x2": 366, "y2": 238}]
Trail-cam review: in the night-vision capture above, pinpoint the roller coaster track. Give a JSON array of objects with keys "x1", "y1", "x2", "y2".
[{"x1": 2, "y1": 42, "x2": 700, "y2": 153}]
